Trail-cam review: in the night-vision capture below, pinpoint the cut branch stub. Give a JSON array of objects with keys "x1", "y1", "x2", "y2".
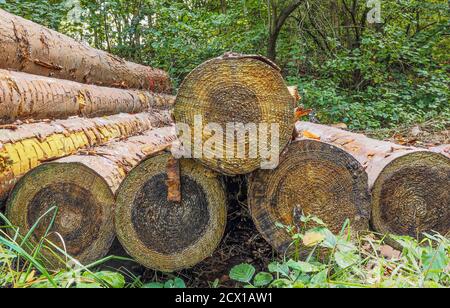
[
  {"x1": 248, "y1": 139, "x2": 370, "y2": 254},
  {"x1": 296, "y1": 122, "x2": 450, "y2": 246},
  {"x1": 166, "y1": 156, "x2": 181, "y2": 203},
  {"x1": 174, "y1": 53, "x2": 296, "y2": 175},
  {"x1": 115, "y1": 153, "x2": 227, "y2": 272}
]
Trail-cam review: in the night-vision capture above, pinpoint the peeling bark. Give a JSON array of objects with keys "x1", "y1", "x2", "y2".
[
  {"x1": 0, "y1": 69, "x2": 175, "y2": 124},
  {"x1": 0, "y1": 9, "x2": 172, "y2": 92},
  {"x1": 0, "y1": 111, "x2": 172, "y2": 201}
]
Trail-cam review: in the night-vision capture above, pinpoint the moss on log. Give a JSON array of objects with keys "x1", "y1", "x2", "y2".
[
  {"x1": 174, "y1": 53, "x2": 296, "y2": 175},
  {"x1": 296, "y1": 122, "x2": 450, "y2": 245},
  {"x1": 115, "y1": 153, "x2": 227, "y2": 272},
  {"x1": 248, "y1": 139, "x2": 370, "y2": 254},
  {"x1": 0, "y1": 111, "x2": 172, "y2": 201},
  {"x1": 0, "y1": 9, "x2": 172, "y2": 92},
  {"x1": 6, "y1": 127, "x2": 177, "y2": 269},
  {"x1": 0, "y1": 69, "x2": 175, "y2": 124}
]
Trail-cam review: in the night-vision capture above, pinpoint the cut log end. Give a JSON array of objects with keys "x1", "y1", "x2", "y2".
[
  {"x1": 115, "y1": 153, "x2": 227, "y2": 272},
  {"x1": 372, "y1": 151, "x2": 450, "y2": 240},
  {"x1": 249, "y1": 140, "x2": 370, "y2": 254},
  {"x1": 6, "y1": 162, "x2": 115, "y2": 269},
  {"x1": 174, "y1": 54, "x2": 296, "y2": 175}
]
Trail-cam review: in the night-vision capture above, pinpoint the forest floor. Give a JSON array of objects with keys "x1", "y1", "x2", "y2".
[{"x1": 103, "y1": 119, "x2": 450, "y2": 288}]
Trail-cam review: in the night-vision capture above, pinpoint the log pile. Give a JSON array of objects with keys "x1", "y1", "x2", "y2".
[
  {"x1": 6, "y1": 127, "x2": 177, "y2": 268},
  {"x1": 1, "y1": 11, "x2": 449, "y2": 274},
  {"x1": 295, "y1": 123, "x2": 450, "y2": 247}
]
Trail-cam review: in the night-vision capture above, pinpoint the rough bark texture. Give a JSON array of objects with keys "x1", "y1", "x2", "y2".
[
  {"x1": 249, "y1": 139, "x2": 370, "y2": 254},
  {"x1": 6, "y1": 126, "x2": 177, "y2": 269},
  {"x1": 0, "y1": 111, "x2": 172, "y2": 201},
  {"x1": 0, "y1": 9, "x2": 172, "y2": 92},
  {"x1": 115, "y1": 153, "x2": 227, "y2": 272},
  {"x1": 0, "y1": 69, "x2": 175, "y2": 124},
  {"x1": 295, "y1": 122, "x2": 450, "y2": 245},
  {"x1": 174, "y1": 53, "x2": 296, "y2": 175}
]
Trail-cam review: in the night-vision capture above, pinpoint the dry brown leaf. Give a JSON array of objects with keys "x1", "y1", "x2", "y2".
[
  {"x1": 380, "y1": 245, "x2": 401, "y2": 260},
  {"x1": 303, "y1": 232, "x2": 325, "y2": 247},
  {"x1": 295, "y1": 107, "x2": 313, "y2": 120},
  {"x1": 302, "y1": 130, "x2": 321, "y2": 140}
]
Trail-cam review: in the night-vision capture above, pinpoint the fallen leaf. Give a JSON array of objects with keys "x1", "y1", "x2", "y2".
[
  {"x1": 302, "y1": 130, "x2": 321, "y2": 140},
  {"x1": 295, "y1": 107, "x2": 313, "y2": 120},
  {"x1": 303, "y1": 232, "x2": 325, "y2": 247},
  {"x1": 380, "y1": 245, "x2": 401, "y2": 260},
  {"x1": 331, "y1": 123, "x2": 348, "y2": 130}
]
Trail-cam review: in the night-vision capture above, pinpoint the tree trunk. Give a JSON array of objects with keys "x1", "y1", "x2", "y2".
[
  {"x1": 0, "y1": 9, "x2": 172, "y2": 93},
  {"x1": 248, "y1": 139, "x2": 370, "y2": 254},
  {"x1": 0, "y1": 69, "x2": 175, "y2": 125},
  {"x1": 295, "y1": 122, "x2": 450, "y2": 245},
  {"x1": 174, "y1": 53, "x2": 296, "y2": 175},
  {"x1": 0, "y1": 111, "x2": 172, "y2": 201},
  {"x1": 6, "y1": 126, "x2": 177, "y2": 269},
  {"x1": 115, "y1": 153, "x2": 227, "y2": 272}
]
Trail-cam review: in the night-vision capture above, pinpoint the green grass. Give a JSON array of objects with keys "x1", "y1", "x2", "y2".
[
  {"x1": 1, "y1": 210, "x2": 448, "y2": 288},
  {"x1": 229, "y1": 215, "x2": 450, "y2": 288}
]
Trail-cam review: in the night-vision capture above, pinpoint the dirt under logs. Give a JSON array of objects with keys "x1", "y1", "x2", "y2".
[
  {"x1": 174, "y1": 53, "x2": 296, "y2": 175},
  {"x1": 295, "y1": 122, "x2": 450, "y2": 245},
  {"x1": 248, "y1": 139, "x2": 371, "y2": 254},
  {"x1": 115, "y1": 153, "x2": 228, "y2": 272},
  {"x1": 5, "y1": 127, "x2": 177, "y2": 269}
]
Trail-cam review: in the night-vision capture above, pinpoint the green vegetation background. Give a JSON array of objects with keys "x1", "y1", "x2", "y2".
[{"x1": 1, "y1": 0, "x2": 448, "y2": 130}]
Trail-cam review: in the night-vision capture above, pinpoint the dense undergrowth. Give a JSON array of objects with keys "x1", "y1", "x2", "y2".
[{"x1": 1, "y1": 209, "x2": 448, "y2": 289}]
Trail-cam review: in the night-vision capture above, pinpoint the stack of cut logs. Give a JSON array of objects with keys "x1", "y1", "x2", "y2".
[{"x1": 1, "y1": 10, "x2": 449, "y2": 273}]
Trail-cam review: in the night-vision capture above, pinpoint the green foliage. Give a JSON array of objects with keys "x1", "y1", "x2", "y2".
[
  {"x1": 0, "y1": 210, "x2": 131, "y2": 288},
  {"x1": 142, "y1": 277, "x2": 186, "y2": 289},
  {"x1": 1, "y1": 0, "x2": 447, "y2": 129},
  {"x1": 229, "y1": 216, "x2": 450, "y2": 288}
]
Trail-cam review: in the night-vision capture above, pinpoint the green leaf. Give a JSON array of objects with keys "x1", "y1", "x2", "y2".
[
  {"x1": 253, "y1": 272, "x2": 273, "y2": 287},
  {"x1": 268, "y1": 262, "x2": 290, "y2": 277},
  {"x1": 142, "y1": 282, "x2": 164, "y2": 288},
  {"x1": 286, "y1": 260, "x2": 319, "y2": 273},
  {"x1": 83, "y1": 271, "x2": 125, "y2": 288},
  {"x1": 173, "y1": 277, "x2": 186, "y2": 288},
  {"x1": 229, "y1": 264, "x2": 256, "y2": 283},
  {"x1": 334, "y1": 251, "x2": 361, "y2": 269}
]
